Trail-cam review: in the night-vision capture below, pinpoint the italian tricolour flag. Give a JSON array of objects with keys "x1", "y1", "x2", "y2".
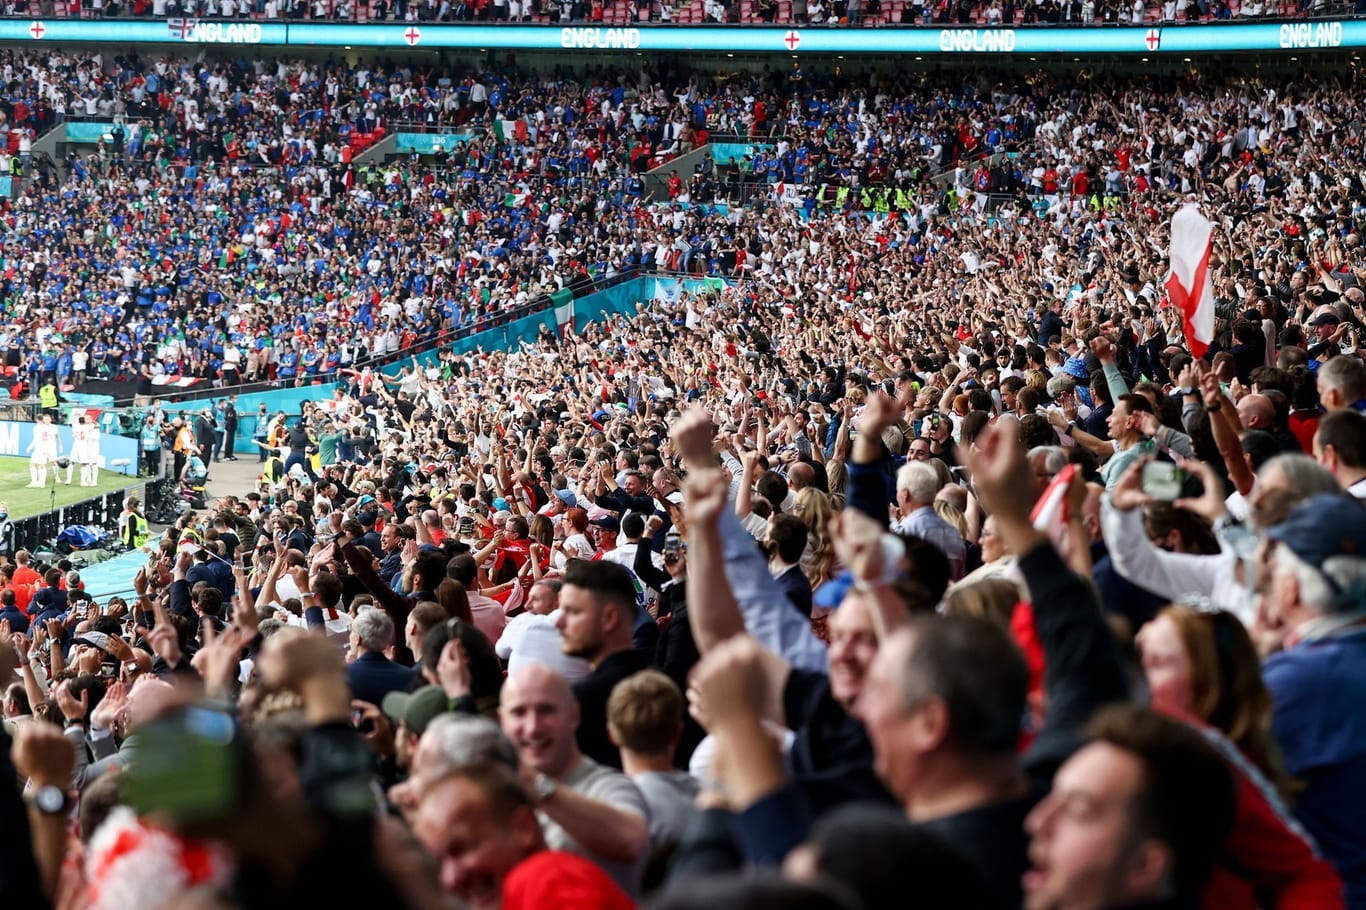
[{"x1": 492, "y1": 120, "x2": 526, "y2": 143}]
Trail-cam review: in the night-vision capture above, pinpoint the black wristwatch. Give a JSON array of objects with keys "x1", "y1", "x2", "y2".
[{"x1": 27, "y1": 785, "x2": 70, "y2": 816}]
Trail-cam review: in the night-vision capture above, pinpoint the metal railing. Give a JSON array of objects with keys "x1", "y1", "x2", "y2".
[{"x1": 11, "y1": 489, "x2": 133, "y2": 555}]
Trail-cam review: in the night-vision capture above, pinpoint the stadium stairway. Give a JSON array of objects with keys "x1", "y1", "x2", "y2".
[
  {"x1": 79, "y1": 538, "x2": 159, "y2": 603},
  {"x1": 353, "y1": 132, "x2": 398, "y2": 167},
  {"x1": 31, "y1": 120, "x2": 65, "y2": 162}
]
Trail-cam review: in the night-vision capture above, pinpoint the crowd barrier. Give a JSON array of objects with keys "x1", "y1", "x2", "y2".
[
  {"x1": 0, "y1": 19, "x2": 1357, "y2": 53},
  {"x1": 10, "y1": 489, "x2": 133, "y2": 555}
]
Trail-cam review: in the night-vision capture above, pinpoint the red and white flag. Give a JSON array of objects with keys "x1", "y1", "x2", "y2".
[
  {"x1": 1031, "y1": 463, "x2": 1078, "y2": 552},
  {"x1": 1165, "y1": 204, "x2": 1216, "y2": 359}
]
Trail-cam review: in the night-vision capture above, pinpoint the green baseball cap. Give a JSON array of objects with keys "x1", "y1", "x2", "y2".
[{"x1": 381, "y1": 685, "x2": 449, "y2": 736}]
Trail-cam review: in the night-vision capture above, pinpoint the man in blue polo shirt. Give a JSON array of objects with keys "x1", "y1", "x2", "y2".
[{"x1": 1261, "y1": 494, "x2": 1366, "y2": 908}]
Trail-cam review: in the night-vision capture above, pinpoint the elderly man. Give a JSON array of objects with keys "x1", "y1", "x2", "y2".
[
  {"x1": 345, "y1": 606, "x2": 416, "y2": 706},
  {"x1": 893, "y1": 460, "x2": 965, "y2": 580},
  {"x1": 1259, "y1": 494, "x2": 1366, "y2": 907},
  {"x1": 1317, "y1": 356, "x2": 1366, "y2": 413}
]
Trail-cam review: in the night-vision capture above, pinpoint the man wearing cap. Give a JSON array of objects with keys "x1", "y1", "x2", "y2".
[
  {"x1": 587, "y1": 515, "x2": 620, "y2": 559},
  {"x1": 1259, "y1": 493, "x2": 1366, "y2": 907},
  {"x1": 381, "y1": 684, "x2": 452, "y2": 774},
  {"x1": 355, "y1": 508, "x2": 383, "y2": 556},
  {"x1": 541, "y1": 488, "x2": 577, "y2": 519}
]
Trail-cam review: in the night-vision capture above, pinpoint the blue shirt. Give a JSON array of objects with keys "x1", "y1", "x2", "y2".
[{"x1": 1263, "y1": 627, "x2": 1366, "y2": 908}]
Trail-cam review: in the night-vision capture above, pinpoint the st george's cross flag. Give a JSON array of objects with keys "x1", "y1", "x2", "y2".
[
  {"x1": 1166, "y1": 204, "x2": 1216, "y2": 359},
  {"x1": 1030, "y1": 463, "x2": 1078, "y2": 552}
]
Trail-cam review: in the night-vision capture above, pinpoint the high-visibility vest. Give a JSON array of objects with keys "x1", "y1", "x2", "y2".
[
  {"x1": 126, "y1": 513, "x2": 149, "y2": 549},
  {"x1": 38, "y1": 384, "x2": 57, "y2": 408}
]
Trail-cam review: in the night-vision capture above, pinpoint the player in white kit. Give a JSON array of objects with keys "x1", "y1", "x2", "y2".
[
  {"x1": 27, "y1": 414, "x2": 61, "y2": 488},
  {"x1": 71, "y1": 415, "x2": 101, "y2": 486}
]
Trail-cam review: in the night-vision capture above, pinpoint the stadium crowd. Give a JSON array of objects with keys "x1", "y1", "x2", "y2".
[
  {"x1": 0, "y1": 52, "x2": 1362, "y2": 401},
  {"x1": 3, "y1": 52, "x2": 1366, "y2": 910}
]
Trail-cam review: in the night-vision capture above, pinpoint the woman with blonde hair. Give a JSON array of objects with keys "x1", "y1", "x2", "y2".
[
  {"x1": 792, "y1": 487, "x2": 838, "y2": 590},
  {"x1": 942, "y1": 575, "x2": 1019, "y2": 628}
]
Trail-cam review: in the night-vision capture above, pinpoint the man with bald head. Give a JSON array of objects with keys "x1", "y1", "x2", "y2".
[
  {"x1": 420, "y1": 510, "x2": 446, "y2": 546},
  {"x1": 1236, "y1": 392, "x2": 1275, "y2": 432},
  {"x1": 498, "y1": 663, "x2": 650, "y2": 898},
  {"x1": 1237, "y1": 392, "x2": 1302, "y2": 453},
  {"x1": 787, "y1": 461, "x2": 816, "y2": 493}
]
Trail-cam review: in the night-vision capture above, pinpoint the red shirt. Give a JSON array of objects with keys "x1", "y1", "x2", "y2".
[{"x1": 1288, "y1": 411, "x2": 1319, "y2": 455}]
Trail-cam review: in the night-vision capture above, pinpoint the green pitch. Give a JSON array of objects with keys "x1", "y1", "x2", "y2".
[{"x1": 0, "y1": 457, "x2": 140, "y2": 521}]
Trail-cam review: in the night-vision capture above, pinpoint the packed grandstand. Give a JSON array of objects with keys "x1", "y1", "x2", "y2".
[{"x1": 2, "y1": 12, "x2": 1366, "y2": 910}]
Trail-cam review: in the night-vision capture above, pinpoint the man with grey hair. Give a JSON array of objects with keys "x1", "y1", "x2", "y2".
[
  {"x1": 894, "y1": 460, "x2": 965, "y2": 580},
  {"x1": 346, "y1": 606, "x2": 416, "y2": 705},
  {"x1": 387, "y1": 713, "x2": 519, "y2": 820},
  {"x1": 1027, "y1": 445, "x2": 1068, "y2": 499},
  {"x1": 1317, "y1": 355, "x2": 1366, "y2": 413},
  {"x1": 1260, "y1": 493, "x2": 1366, "y2": 907}
]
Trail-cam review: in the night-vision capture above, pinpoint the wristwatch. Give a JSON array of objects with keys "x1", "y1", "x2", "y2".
[
  {"x1": 531, "y1": 772, "x2": 558, "y2": 804},
  {"x1": 1179, "y1": 386, "x2": 1196, "y2": 397},
  {"x1": 27, "y1": 785, "x2": 70, "y2": 816}
]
